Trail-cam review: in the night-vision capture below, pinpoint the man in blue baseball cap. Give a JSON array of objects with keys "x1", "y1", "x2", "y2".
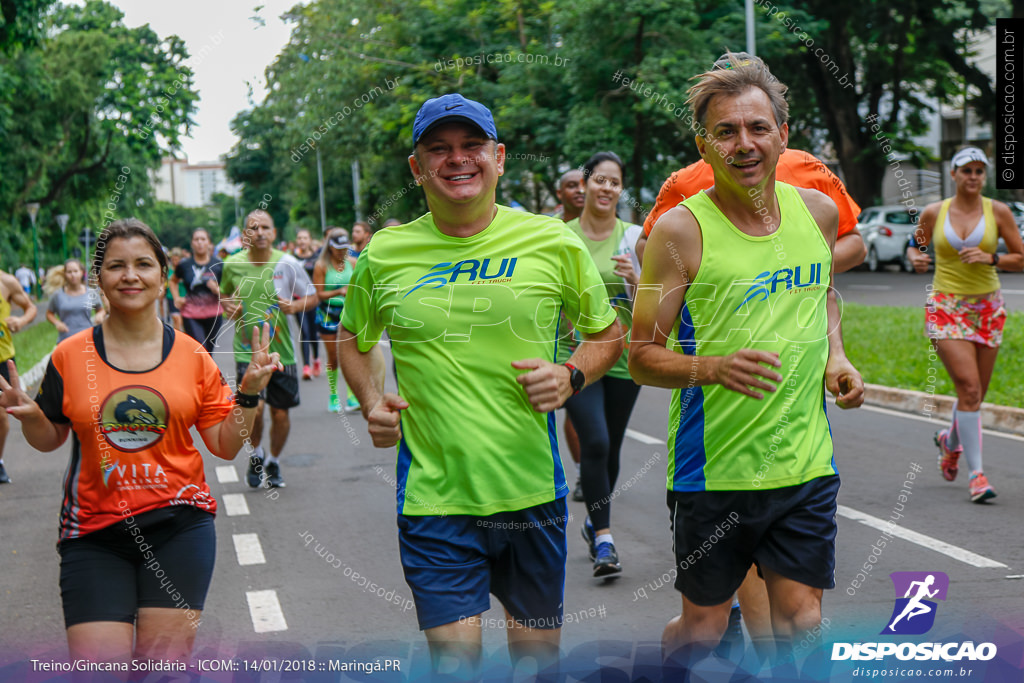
[{"x1": 340, "y1": 94, "x2": 623, "y2": 678}]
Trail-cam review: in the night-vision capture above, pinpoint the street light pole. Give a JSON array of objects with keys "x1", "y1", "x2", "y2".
[
  {"x1": 56, "y1": 214, "x2": 69, "y2": 262},
  {"x1": 26, "y1": 202, "x2": 40, "y2": 298},
  {"x1": 316, "y1": 147, "x2": 327, "y2": 234},
  {"x1": 745, "y1": 0, "x2": 756, "y2": 56}
]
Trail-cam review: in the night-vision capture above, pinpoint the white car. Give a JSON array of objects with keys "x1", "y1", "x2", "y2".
[{"x1": 858, "y1": 205, "x2": 919, "y2": 272}]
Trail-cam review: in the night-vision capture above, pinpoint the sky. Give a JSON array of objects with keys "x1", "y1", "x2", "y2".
[{"x1": 110, "y1": 0, "x2": 299, "y2": 163}]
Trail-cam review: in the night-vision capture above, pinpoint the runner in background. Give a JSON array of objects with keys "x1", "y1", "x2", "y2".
[
  {"x1": 558, "y1": 152, "x2": 642, "y2": 578},
  {"x1": 172, "y1": 229, "x2": 223, "y2": 354},
  {"x1": 163, "y1": 248, "x2": 185, "y2": 331},
  {"x1": 293, "y1": 228, "x2": 322, "y2": 379},
  {"x1": 554, "y1": 169, "x2": 586, "y2": 502},
  {"x1": 0, "y1": 269, "x2": 37, "y2": 483},
  {"x1": 220, "y1": 210, "x2": 319, "y2": 489},
  {"x1": 907, "y1": 146, "x2": 1024, "y2": 502},
  {"x1": 313, "y1": 228, "x2": 355, "y2": 413},
  {"x1": 44, "y1": 259, "x2": 106, "y2": 343}
]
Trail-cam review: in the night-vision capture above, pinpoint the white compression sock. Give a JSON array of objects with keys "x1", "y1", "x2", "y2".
[
  {"x1": 595, "y1": 533, "x2": 614, "y2": 546},
  {"x1": 947, "y1": 402, "x2": 961, "y2": 450},
  {"x1": 957, "y1": 410, "x2": 983, "y2": 473}
]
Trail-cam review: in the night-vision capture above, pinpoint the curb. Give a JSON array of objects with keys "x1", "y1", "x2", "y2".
[{"x1": 865, "y1": 383, "x2": 1024, "y2": 435}]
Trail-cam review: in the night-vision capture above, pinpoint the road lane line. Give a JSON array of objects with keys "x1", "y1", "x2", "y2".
[
  {"x1": 1000, "y1": 289, "x2": 1024, "y2": 295},
  {"x1": 837, "y1": 505, "x2": 1007, "y2": 568},
  {"x1": 215, "y1": 465, "x2": 238, "y2": 483},
  {"x1": 221, "y1": 493, "x2": 250, "y2": 517},
  {"x1": 233, "y1": 533, "x2": 266, "y2": 566},
  {"x1": 246, "y1": 590, "x2": 288, "y2": 633},
  {"x1": 860, "y1": 405, "x2": 1024, "y2": 442},
  {"x1": 626, "y1": 429, "x2": 663, "y2": 445},
  {"x1": 846, "y1": 285, "x2": 893, "y2": 290}
]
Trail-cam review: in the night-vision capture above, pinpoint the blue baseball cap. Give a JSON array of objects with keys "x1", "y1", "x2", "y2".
[{"x1": 412, "y1": 94, "x2": 498, "y2": 145}]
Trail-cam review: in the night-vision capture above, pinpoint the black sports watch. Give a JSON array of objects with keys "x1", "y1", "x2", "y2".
[
  {"x1": 564, "y1": 363, "x2": 585, "y2": 396},
  {"x1": 991, "y1": 253, "x2": 1000, "y2": 267}
]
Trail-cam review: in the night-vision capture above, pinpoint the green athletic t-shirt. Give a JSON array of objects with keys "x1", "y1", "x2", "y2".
[
  {"x1": 667, "y1": 183, "x2": 835, "y2": 491},
  {"x1": 220, "y1": 249, "x2": 314, "y2": 365},
  {"x1": 555, "y1": 218, "x2": 642, "y2": 379},
  {"x1": 341, "y1": 205, "x2": 618, "y2": 516},
  {"x1": 323, "y1": 260, "x2": 354, "y2": 308}
]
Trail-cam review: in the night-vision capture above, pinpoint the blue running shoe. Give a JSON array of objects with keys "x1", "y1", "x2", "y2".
[
  {"x1": 593, "y1": 542, "x2": 622, "y2": 577},
  {"x1": 581, "y1": 518, "x2": 597, "y2": 560}
]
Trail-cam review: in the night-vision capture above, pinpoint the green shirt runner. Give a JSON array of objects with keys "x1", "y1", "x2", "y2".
[
  {"x1": 220, "y1": 249, "x2": 314, "y2": 365},
  {"x1": 667, "y1": 183, "x2": 835, "y2": 491},
  {"x1": 342, "y1": 205, "x2": 617, "y2": 516},
  {"x1": 556, "y1": 217, "x2": 642, "y2": 379}
]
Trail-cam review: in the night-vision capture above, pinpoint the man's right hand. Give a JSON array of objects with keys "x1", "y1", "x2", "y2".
[
  {"x1": 366, "y1": 393, "x2": 409, "y2": 448},
  {"x1": 713, "y1": 349, "x2": 782, "y2": 399}
]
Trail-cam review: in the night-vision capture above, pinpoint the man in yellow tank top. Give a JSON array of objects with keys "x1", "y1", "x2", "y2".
[
  {"x1": 630, "y1": 52, "x2": 864, "y2": 668},
  {"x1": 907, "y1": 147, "x2": 1024, "y2": 502},
  {"x1": 0, "y1": 269, "x2": 38, "y2": 483}
]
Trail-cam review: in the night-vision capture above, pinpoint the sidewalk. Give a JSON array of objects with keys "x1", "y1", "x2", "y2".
[{"x1": 864, "y1": 383, "x2": 1024, "y2": 435}]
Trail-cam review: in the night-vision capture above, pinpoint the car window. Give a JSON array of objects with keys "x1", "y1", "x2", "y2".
[
  {"x1": 858, "y1": 210, "x2": 877, "y2": 223},
  {"x1": 885, "y1": 211, "x2": 915, "y2": 225}
]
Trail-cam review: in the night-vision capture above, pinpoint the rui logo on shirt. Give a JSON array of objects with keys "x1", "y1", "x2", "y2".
[
  {"x1": 404, "y1": 258, "x2": 519, "y2": 298},
  {"x1": 734, "y1": 262, "x2": 823, "y2": 312}
]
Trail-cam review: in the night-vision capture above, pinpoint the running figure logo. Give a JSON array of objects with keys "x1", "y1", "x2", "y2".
[{"x1": 882, "y1": 571, "x2": 949, "y2": 635}]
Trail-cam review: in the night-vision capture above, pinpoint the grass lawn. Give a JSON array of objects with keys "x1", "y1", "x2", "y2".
[
  {"x1": 12, "y1": 320, "x2": 57, "y2": 375},
  {"x1": 840, "y1": 303, "x2": 1024, "y2": 408}
]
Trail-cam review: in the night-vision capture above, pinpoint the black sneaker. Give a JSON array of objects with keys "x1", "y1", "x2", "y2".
[
  {"x1": 593, "y1": 541, "x2": 622, "y2": 577},
  {"x1": 246, "y1": 450, "x2": 264, "y2": 488},
  {"x1": 264, "y1": 460, "x2": 286, "y2": 488},
  {"x1": 572, "y1": 478, "x2": 584, "y2": 502},
  {"x1": 580, "y1": 518, "x2": 597, "y2": 560},
  {"x1": 0, "y1": 461, "x2": 10, "y2": 484}
]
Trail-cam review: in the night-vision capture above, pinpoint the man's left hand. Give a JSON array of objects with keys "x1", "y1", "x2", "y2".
[
  {"x1": 512, "y1": 358, "x2": 571, "y2": 413},
  {"x1": 825, "y1": 356, "x2": 864, "y2": 409}
]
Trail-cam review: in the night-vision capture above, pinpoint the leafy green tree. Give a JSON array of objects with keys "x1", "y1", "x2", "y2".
[{"x1": 0, "y1": 0, "x2": 198, "y2": 265}]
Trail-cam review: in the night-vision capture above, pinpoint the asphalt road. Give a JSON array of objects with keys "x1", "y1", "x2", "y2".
[
  {"x1": 2, "y1": 323, "x2": 1022, "y2": 681},
  {"x1": 835, "y1": 268, "x2": 1024, "y2": 309}
]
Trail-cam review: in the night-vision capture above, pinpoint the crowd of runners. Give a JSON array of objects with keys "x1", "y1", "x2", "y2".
[{"x1": 0, "y1": 49, "x2": 1020, "y2": 681}]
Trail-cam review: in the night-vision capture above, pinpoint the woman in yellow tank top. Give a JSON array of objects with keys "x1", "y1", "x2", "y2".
[{"x1": 907, "y1": 147, "x2": 1023, "y2": 502}]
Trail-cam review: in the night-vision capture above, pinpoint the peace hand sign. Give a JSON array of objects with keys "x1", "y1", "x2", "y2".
[{"x1": 238, "y1": 323, "x2": 283, "y2": 395}]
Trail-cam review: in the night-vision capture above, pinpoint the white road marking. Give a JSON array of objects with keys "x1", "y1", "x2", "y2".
[
  {"x1": 846, "y1": 285, "x2": 893, "y2": 290},
  {"x1": 233, "y1": 533, "x2": 266, "y2": 566},
  {"x1": 626, "y1": 428, "x2": 663, "y2": 445},
  {"x1": 221, "y1": 493, "x2": 250, "y2": 517},
  {"x1": 215, "y1": 465, "x2": 238, "y2": 483},
  {"x1": 1000, "y1": 289, "x2": 1024, "y2": 295},
  {"x1": 860, "y1": 405, "x2": 1024, "y2": 442},
  {"x1": 246, "y1": 590, "x2": 288, "y2": 633},
  {"x1": 837, "y1": 505, "x2": 1007, "y2": 569}
]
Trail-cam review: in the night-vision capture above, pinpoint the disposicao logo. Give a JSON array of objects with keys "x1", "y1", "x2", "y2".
[
  {"x1": 831, "y1": 571, "x2": 997, "y2": 662},
  {"x1": 883, "y1": 571, "x2": 948, "y2": 635}
]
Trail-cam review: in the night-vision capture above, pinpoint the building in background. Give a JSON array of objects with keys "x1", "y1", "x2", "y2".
[{"x1": 151, "y1": 156, "x2": 240, "y2": 207}]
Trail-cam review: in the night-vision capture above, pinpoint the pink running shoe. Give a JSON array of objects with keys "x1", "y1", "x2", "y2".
[
  {"x1": 313, "y1": 359, "x2": 323, "y2": 376},
  {"x1": 934, "y1": 429, "x2": 961, "y2": 482},
  {"x1": 969, "y1": 471, "x2": 996, "y2": 503}
]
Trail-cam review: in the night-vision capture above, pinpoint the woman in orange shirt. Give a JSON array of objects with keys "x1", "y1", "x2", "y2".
[{"x1": 0, "y1": 219, "x2": 282, "y2": 672}]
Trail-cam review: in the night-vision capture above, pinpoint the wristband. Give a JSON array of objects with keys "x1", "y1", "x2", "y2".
[{"x1": 234, "y1": 391, "x2": 260, "y2": 408}]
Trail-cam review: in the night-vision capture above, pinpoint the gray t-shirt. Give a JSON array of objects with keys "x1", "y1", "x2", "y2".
[{"x1": 48, "y1": 288, "x2": 101, "y2": 342}]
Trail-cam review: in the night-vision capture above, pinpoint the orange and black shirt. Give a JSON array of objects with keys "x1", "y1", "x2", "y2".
[{"x1": 36, "y1": 325, "x2": 234, "y2": 540}]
